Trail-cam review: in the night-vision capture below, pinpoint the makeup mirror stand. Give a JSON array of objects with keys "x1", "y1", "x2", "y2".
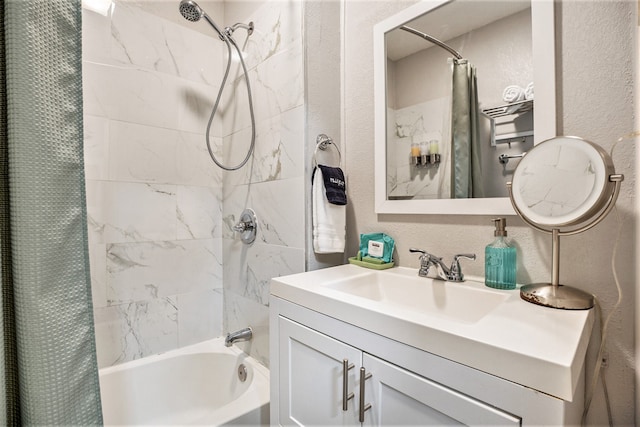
[{"x1": 507, "y1": 173, "x2": 624, "y2": 310}]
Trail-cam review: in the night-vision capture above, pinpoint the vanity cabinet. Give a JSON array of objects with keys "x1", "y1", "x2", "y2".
[
  {"x1": 270, "y1": 296, "x2": 583, "y2": 426},
  {"x1": 277, "y1": 316, "x2": 361, "y2": 425}
]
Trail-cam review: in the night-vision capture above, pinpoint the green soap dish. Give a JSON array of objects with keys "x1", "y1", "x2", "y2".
[{"x1": 348, "y1": 257, "x2": 395, "y2": 270}]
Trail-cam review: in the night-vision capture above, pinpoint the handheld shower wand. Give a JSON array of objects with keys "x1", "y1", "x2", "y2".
[{"x1": 178, "y1": 0, "x2": 256, "y2": 171}]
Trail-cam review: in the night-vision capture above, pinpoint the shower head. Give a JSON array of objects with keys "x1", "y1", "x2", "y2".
[
  {"x1": 178, "y1": 0, "x2": 203, "y2": 22},
  {"x1": 178, "y1": 0, "x2": 227, "y2": 40}
]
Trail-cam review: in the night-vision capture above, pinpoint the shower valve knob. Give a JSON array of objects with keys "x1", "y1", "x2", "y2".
[
  {"x1": 233, "y1": 221, "x2": 253, "y2": 232},
  {"x1": 233, "y1": 209, "x2": 257, "y2": 244}
]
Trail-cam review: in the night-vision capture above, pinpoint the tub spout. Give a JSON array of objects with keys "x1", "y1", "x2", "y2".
[{"x1": 225, "y1": 327, "x2": 252, "y2": 347}]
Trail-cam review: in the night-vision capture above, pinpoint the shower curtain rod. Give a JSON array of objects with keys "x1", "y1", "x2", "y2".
[{"x1": 399, "y1": 25, "x2": 464, "y2": 60}]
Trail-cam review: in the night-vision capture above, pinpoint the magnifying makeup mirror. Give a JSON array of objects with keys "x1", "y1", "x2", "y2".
[{"x1": 507, "y1": 136, "x2": 624, "y2": 309}]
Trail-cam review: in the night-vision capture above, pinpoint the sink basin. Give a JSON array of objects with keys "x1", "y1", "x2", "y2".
[{"x1": 323, "y1": 272, "x2": 510, "y2": 323}]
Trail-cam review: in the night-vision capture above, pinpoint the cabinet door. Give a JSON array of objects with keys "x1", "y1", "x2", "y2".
[
  {"x1": 278, "y1": 316, "x2": 362, "y2": 426},
  {"x1": 362, "y1": 354, "x2": 521, "y2": 426}
]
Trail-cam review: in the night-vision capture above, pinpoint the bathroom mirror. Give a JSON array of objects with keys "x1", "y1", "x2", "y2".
[
  {"x1": 507, "y1": 136, "x2": 624, "y2": 309},
  {"x1": 374, "y1": 0, "x2": 556, "y2": 215}
]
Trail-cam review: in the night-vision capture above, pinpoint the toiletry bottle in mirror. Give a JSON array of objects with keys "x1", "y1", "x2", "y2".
[
  {"x1": 485, "y1": 218, "x2": 516, "y2": 289},
  {"x1": 411, "y1": 139, "x2": 420, "y2": 166}
]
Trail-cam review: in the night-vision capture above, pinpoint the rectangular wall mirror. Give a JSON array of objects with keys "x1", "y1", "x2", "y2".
[{"x1": 374, "y1": 0, "x2": 556, "y2": 215}]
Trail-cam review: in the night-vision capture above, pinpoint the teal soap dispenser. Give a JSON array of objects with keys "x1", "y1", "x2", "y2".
[{"x1": 485, "y1": 218, "x2": 517, "y2": 290}]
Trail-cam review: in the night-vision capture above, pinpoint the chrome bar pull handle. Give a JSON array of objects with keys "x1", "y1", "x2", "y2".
[
  {"x1": 342, "y1": 359, "x2": 355, "y2": 411},
  {"x1": 359, "y1": 367, "x2": 372, "y2": 422}
]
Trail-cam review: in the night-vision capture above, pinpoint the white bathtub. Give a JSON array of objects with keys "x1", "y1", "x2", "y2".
[{"x1": 99, "y1": 338, "x2": 270, "y2": 426}]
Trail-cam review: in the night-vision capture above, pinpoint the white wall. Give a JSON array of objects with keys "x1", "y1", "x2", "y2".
[{"x1": 344, "y1": 0, "x2": 636, "y2": 424}]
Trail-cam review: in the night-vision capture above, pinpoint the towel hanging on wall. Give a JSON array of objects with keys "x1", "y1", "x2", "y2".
[{"x1": 312, "y1": 164, "x2": 347, "y2": 253}]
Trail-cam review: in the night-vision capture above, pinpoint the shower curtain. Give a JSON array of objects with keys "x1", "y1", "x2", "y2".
[
  {"x1": 0, "y1": 1, "x2": 103, "y2": 424},
  {"x1": 451, "y1": 59, "x2": 484, "y2": 198}
]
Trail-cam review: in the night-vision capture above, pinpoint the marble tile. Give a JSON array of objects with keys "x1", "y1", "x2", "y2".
[
  {"x1": 177, "y1": 185, "x2": 222, "y2": 239},
  {"x1": 223, "y1": 106, "x2": 305, "y2": 187},
  {"x1": 82, "y1": 6, "x2": 112, "y2": 66},
  {"x1": 94, "y1": 298, "x2": 179, "y2": 367},
  {"x1": 250, "y1": 42, "x2": 304, "y2": 122},
  {"x1": 108, "y1": 120, "x2": 179, "y2": 184},
  {"x1": 517, "y1": 143, "x2": 598, "y2": 217},
  {"x1": 83, "y1": 62, "x2": 182, "y2": 130},
  {"x1": 226, "y1": 0, "x2": 302, "y2": 71},
  {"x1": 389, "y1": 98, "x2": 451, "y2": 198},
  {"x1": 163, "y1": 18, "x2": 222, "y2": 87},
  {"x1": 223, "y1": 177, "x2": 304, "y2": 248},
  {"x1": 106, "y1": 238, "x2": 222, "y2": 304},
  {"x1": 83, "y1": 115, "x2": 110, "y2": 181},
  {"x1": 176, "y1": 289, "x2": 223, "y2": 348},
  {"x1": 110, "y1": 2, "x2": 221, "y2": 86},
  {"x1": 219, "y1": 124, "x2": 254, "y2": 173},
  {"x1": 176, "y1": 77, "x2": 220, "y2": 135},
  {"x1": 88, "y1": 242, "x2": 108, "y2": 309},
  {"x1": 219, "y1": 72, "x2": 252, "y2": 138},
  {"x1": 85, "y1": 180, "x2": 177, "y2": 244},
  {"x1": 223, "y1": 240, "x2": 304, "y2": 306},
  {"x1": 176, "y1": 130, "x2": 223, "y2": 187}
]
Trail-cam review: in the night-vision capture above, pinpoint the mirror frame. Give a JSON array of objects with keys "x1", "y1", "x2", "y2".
[{"x1": 373, "y1": 0, "x2": 557, "y2": 215}]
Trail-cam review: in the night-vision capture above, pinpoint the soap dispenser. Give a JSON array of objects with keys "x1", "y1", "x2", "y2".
[{"x1": 485, "y1": 218, "x2": 517, "y2": 290}]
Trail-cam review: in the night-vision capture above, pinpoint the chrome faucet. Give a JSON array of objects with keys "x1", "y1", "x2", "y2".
[
  {"x1": 409, "y1": 248, "x2": 476, "y2": 282},
  {"x1": 225, "y1": 327, "x2": 253, "y2": 347}
]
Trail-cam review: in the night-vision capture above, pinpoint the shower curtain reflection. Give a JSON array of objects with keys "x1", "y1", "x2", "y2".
[
  {"x1": 0, "y1": 0, "x2": 102, "y2": 424},
  {"x1": 451, "y1": 59, "x2": 484, "y2": 198}
]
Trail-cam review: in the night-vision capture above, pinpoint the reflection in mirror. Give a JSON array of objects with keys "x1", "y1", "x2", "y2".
[
  {"x1": 510, "y1": 137, "x2": 616, "y2": 227},
  {"x1": 373, "y1": 0, "x2": 556, "y2": 215},
  {"x1": 384, "y1": 0, "x2": 533, "y2": 200}
]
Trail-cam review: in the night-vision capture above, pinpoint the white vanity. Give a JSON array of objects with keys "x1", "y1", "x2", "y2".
[{"x1": 269, "y1": 265, "x2": 593, "y2": 425}]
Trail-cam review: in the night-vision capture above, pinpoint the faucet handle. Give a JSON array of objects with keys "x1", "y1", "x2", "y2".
[
  {"x1": 449, "y1": 254, "x2": 476, "y2": 282},
  {"x1": 453, "y1": 253, "x2": 476, "y2": 262},
  {"x1": 409, "y1": 248, "x2": 432, "y2": 277}
]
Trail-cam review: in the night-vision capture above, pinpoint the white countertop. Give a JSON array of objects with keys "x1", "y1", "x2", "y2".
[{"x1": 270, "y1": 264, "x2": 594, "y2": 402}]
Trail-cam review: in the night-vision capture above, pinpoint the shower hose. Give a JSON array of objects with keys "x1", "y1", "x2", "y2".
[{"x1": 205, "y1": 35, "x2": 256, "y2": 171}]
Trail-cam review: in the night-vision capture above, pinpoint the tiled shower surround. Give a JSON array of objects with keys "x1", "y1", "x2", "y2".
[{"x1": 83, "y1": 0, "x2": 305, "y2": 368}]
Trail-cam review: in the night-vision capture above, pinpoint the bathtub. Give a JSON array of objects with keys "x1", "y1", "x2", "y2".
[{"x1": 99, "y1": 338, "x2": 270, "y2": 426}]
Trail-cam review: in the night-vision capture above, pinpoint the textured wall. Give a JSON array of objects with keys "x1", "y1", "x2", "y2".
[
  {"x1": 344, "y1": 0, "x2": 636, "y2": 424},
  {"x1": 83, "y1": 2, "x2": 225, "y2": 367}
]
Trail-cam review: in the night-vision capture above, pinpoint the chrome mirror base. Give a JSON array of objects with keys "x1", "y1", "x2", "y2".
[{"x1": 520, "y1": 283, "x2": 594, "y2": 310}]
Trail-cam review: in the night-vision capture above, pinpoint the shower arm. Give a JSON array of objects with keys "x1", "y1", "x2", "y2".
[
  {"x1": 224, "y1": 22, "x2": 254, "y2": 37},
  {"x1": 399, "y1": 25, "x2": 463, "y2": 60}
]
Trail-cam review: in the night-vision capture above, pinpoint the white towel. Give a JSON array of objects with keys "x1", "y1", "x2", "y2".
[
  {"x1": 502, "y1": 85, "x2": 525, "y2": 103},
  {"x1": 524, "y1": 82, "x2": 534, "y2": 100},
  {"x1": 313, "y1": 167, "x2": 346, "y2": 253},
  {"x1": 502, "y1": 85, "x2": 525, "y2": 114}
]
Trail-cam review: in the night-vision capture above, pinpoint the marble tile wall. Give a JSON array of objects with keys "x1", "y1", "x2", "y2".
[
  {"x1": 83, "y1": 0, "x2": 307, "y2": 369},
  {"x1": 82, "y1": 1, "x2": 226, "y2": 367},
  {"x1": 221, "y1": 0, "x2": 306, "y2": 367}
]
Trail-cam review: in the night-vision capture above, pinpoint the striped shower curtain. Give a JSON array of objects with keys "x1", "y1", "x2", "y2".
[{"x1": 0, "y1": 1, "x2": 102, "y2": 424}]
